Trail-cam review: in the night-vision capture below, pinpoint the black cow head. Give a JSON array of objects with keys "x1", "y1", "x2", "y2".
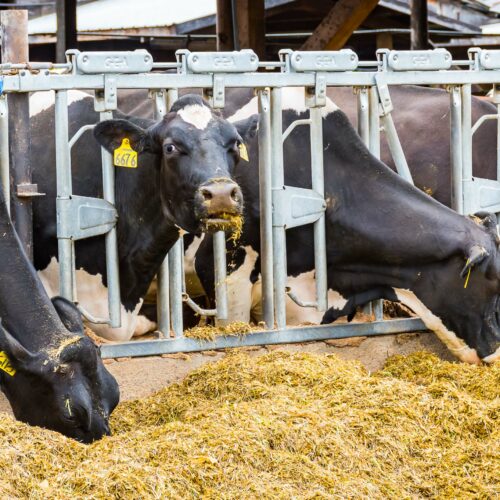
[
  {"x1": 0, "y1": 297, "x2": 119, "y2": 443},
  {"x1": 94, "y1": 94, "x2": 259, "y2": 234}
]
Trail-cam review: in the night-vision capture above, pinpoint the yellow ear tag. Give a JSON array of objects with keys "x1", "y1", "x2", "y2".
[
  {"x1": 114, "y1": 138, "x2": 138, "y2": 168},
  {"x1": 0, "y1": 351, "x2": 16, "y2": 376},
  {"x1": 238, "y1": 143, "x2": 249, "y2": 162},
  {"x1": 464, "y1": 259, "x2": 472, "y2": 289}
]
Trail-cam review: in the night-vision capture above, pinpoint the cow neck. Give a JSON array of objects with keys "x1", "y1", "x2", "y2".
[
  {"x1": 112, "y1": 133, "x2": 179, "y2": 309},
  {"x1": 0, "y1": 191, "x2": 69, "y2": 352}
]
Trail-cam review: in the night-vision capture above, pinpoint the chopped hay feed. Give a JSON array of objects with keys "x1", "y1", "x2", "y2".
[{"x1": 0, "y1": 351, "x2": 498, "y2": 498}]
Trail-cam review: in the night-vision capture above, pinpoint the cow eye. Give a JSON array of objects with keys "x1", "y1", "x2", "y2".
[{"x1": 165, "y1": 144, "x2": 176, "y2": 154}]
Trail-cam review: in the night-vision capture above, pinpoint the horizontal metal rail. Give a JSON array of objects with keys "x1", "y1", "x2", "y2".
[{"x1": 100, "y1": 318, "x2": 426, "y2": 358}]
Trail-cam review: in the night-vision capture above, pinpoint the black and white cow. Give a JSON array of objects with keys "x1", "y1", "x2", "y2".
[
  {"x1": 193, "y1": 87, "x2": 500, "y2": 364},
  {"x1": 0, "y1": 184, "x2": 119, "y2": 442},
  {"x1": 30, "y1": 91, "x2": 257, "y2": 340}
]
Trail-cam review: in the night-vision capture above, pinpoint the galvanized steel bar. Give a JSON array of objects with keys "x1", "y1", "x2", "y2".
[
  {"x1": 100, "y1": 317, "x2": 426, "y2": 358},
  {"x1": 99, "y1": 110, "x2": 121, "y2": 328},
  {"x1": 258, "y1": 89, "x2": 275, "y2": 329},
  {"x1": 310, "y1": 106, "x2": 328, "y2": 312},
  {"x1": 357, "y1": 88, "x2": 370, "y2": 145},
  {"x1": 461, "y1": 84, "x2": 473, "y2": 185},
  {"x1": 271, "y1": 87, "x2": 287, "y2": 329},
  {"x1": 368, "y1": 87, "x2": 381, "y2": 159},
  {"x1": 213, "y1": 230, "x2": 228, "y2": 321},
  {"x1": 497, "y1": 104, "x2": 500, "y2": 182},
  {"x1": 0, "y1": 95, "x2": 9, "y2": 214},
  {"x1": 55, "y1": 90, "x2": 74, "y2": 301},
  {"x1": 450, "y1": 86, "x2": 464, "y2": 214},
  {"x1": 168, "y1": 239, "x2": 184, "y2": 337}
]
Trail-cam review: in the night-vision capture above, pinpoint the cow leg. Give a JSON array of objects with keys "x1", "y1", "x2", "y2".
[{"x1": 321, "y1": 286, "x2": 399, "y2": 324}]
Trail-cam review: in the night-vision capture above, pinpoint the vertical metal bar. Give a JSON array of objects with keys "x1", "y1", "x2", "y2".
[
  {"x1": 213, "y1": 230, "x2": 228, "y2": 320},
  {"x1": 0, "y1": 96, "x2": 9, "y2": 214},
  {"x1": 258, "y1": 89, "x2": 274, "y2": 329},
  {"x1": 1, "y1": 10, "x2": 33, "y2": 259},
  {"x1": 271, "y1": 87, "x2": 287, "y2": 329},
  {"x1": 368, "y1": 86, "x2": 383, "y2": 321},
  {"x1": 450, "y1": 86, "x2": 463, "y2": 214},
  {"x1": 168, "y1": 239, "x2": 184, "y2": 337},
  {"x1": 357, "y1": 88, "x2": 370, "y2": 145},
  {"x1": 310, "y1": 106, "x2": 328, "y2": 312},
  {"x1": 153, "y1": 89, "x2": 170, "y2": 337},
  {"x1": 55, "y1": 90, "x2": 73, "y2": 301},
  {"x1": 497, "y1": 103, "x2": 500, "y2": 182},
  {"x1": 461, "y1": 84, "x2": 473, "y2": 185},
  {"x1": 100, "y1": 110, "x2": 121, "y2": 328},
  {"x1": 56, "y1": 0, "x2": 77, "y2": 63},
  {"x1": 380, "y1": 113, "x2": 414, "y2": 184},
  {"x1": 368, "y1": 87, "x2": 381, "y2": 159},
  {"x1": 410, "y1": 0, "x2": 428, "y2": 50},
  {"x1": 165, "y1": 88, "x2": 184, "y2": 337}
]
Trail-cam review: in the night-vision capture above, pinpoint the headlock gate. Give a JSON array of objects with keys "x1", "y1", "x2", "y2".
[{"x1": 1, "y1": 47, "x2": 500, "y2": 358}]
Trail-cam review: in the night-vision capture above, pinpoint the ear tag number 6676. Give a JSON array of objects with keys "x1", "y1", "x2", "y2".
[{"x1": 114, "y1": 138, "x2": 138, "y2": 168}]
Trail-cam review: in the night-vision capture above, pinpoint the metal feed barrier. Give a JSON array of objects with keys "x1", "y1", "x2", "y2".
[{"x1": 1, "y1": 47, "x2": 500, "y2": 357}]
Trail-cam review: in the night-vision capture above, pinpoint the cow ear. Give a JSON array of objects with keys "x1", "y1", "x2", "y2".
[
  {"x1": 51, "y1": 296, "x2": 84, "y2": 335},
  {"x1": 0, "y1": 321, "x2": 38, "y2": 371},
  {"x1": 233, "y1": 114, "x2": 259, "y2": 142},
  {"x1": 94, "y1": 119, "x2": 160, "y2": 154}
]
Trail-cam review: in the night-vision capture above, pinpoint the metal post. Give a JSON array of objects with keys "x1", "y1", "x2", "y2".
[
  {"x1": 310, "y1": 106, "x2": 328, "y2": 312},
  {"x1": 368, "y1": 87, "x2": 381, "y2": 159},
  {"x1": 410, "y1": 0, "x2": 428, "y2": 50},
  {"x1": 380, "y1": 113, "x2": 414, "y2": 184},
  {"x1": 55, "y1": 90, "x2": 74, "y2": 301},
  {"x1": 497, "y1": 102, "x2": 500, "y2": 182},
  {"x1": 450, "y1": 86, "x2": 463, "y2": 214},
  {"x1": 99, "y1": 111, "x2": 121, "y2": 328},
  {"x1": 165, "y1": 88, "x2": 184, "y2": 337},
  {"x1": 271, "y1": 87, "x2": 287, "y2": 329},
  {"x1": 0, "y1": 95, "x2": 9, "y2": 214},
  {"x1": 258, "y1": 89, "x2": 274, "y2": 329},
  {"x1": 461, "y1": 84, "x2": 473, "y2": 185},
  {"x1": 368, "y1": 86, "x2": 383, "y2": 321},
  {"x1": 213, "y1": 230, "x2": 228, "y2": 320},
  {"x1": 56, "y1": 0, "x2": 77, "y2": 63},
  {"x1": 1, "y1": 10, "x2": 33, "y2": 259},
  {"x1": 357, "y1": 88, "x2": 370, "y2": 145}
]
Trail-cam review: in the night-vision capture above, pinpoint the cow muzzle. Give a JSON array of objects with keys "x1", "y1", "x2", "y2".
[{"x1": 196, "y1": 179, "x2": 243, "y2": 231}]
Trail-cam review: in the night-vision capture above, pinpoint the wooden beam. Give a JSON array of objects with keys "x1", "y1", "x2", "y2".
[
  {"x1": 410, "y1": 0, "x2": 428, "y2": 49},
  {"x1": 216, "y1": 0, "x2": 234, "y2": 51},
  {"x1": 56, "y1": 0, "x2": 77, "y2": 63},
  {"x1": 235, "y1": 0, "x2": 265, "y2": 59},
  {"x1": 301, "y1": 0, "x2": 379, "y2": 51}
]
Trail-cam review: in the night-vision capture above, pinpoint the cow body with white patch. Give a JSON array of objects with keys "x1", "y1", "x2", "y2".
[
  {"x1": 31, "y1": 92, "x2": 256, "y2": 340},
  {"x1": 193, "y1": 88, "x2": 500, "y2": 364}
]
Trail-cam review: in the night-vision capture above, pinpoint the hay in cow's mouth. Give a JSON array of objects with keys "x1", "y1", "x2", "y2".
[
  {"x1": 0, "y1": 351, "x2": 498, "y2": 498},
  {"x1": 202, "y1": 212, "x2": 243, "y2": 242}
]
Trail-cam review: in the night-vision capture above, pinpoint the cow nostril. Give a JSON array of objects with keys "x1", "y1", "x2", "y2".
[
  {"x1": 230, "y1": 187, "x2": 239, "y2": 202},
  {"x1": 201, "y1": 188, "x2": 212, "y2": 201}
]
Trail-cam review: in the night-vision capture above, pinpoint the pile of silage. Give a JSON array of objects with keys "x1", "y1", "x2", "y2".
[{"x1": 0, "y1": 351, "x2": 498, "y2": 499}]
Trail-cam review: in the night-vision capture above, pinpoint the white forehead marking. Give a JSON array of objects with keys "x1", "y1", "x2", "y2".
[
  {"x1": 228, "y1": 87, "x2": 338, "y2": 123},
  {"x1": 177, "y1": 104, "x2": 213, "y2": 130}
]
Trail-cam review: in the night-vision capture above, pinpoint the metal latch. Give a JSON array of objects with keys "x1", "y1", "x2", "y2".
[
  {"x1": 469, "y1": 48, "x2": 500, "y2": 70},
  {"x1": 70, "y1": 49, "x2": 154, "y2": 74},
  {"x1": 374, "y1": 73, "x2": 393, "y2": 116},
  {"x1": 16, "y1": 183, "x2": 45, "y2": 198},
  {"x1": 57, "y1": 195, "x2": 117, "y2": 240},
  {"x1": 289, "y1": 49, "x2": 358, "y2": 72},
  {"x1": 183, "y1": 49, "x2": 259, "y2": 73},
  {"x1": 273, "y1": 186, "x2": 326, "y2": 229},
  {"x1": 379, "y1": 48, "x2": 452, "y2": 71}
]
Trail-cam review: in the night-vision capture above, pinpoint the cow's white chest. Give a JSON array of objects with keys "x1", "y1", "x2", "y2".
[
  {"x1": 38, "y1": 257, "x2": 155, "y2": 341},
  {"x1": 394, "y1": 288, "x2": 481, "y2": 364}
]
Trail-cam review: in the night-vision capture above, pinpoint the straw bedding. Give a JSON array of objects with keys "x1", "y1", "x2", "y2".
[{"x1": 0, "y1": 351, "x2": 498, "y2": 498}]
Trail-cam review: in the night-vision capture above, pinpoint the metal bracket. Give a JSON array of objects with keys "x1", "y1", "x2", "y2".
[
  {"x1": 57, "y1": 195, "x2": 117, "y2": 240},
  {"x1": 374, "y1": 72, "x2": 392, "y2": 116},
  {"x1": 306, "y1": 73, "x2": 327, "y2": 108},
  {"x1": 181, "y1": 49, "x2": 259, "y2": 73},
  {"x1": 212, "y1": 75, "x2": 225, "y2": 108},
  {"x1": 288, "y1": 50, "x2": 358, "y2": 72},
  {"x1": 378, "y1": 48, "x2": 452, "y2": 71},
  {"x1": 463, "y1": 178, "x2": 500, "y2": 215},
  {"x1": 16, "y1": 183, "x2": 44, "y2": 197},
  {"x1": 94, "y1": 74, "x2": 117, "y2": 111},
  {"x1": 70, "y1": 49, "x2": 153, "y2": 74},
  {"x1": 273, "y1": 185, "x2": 326, "y2": 229},
  {"x1": 469, "y1": 48, "x2": 500, "y2": 71}
]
